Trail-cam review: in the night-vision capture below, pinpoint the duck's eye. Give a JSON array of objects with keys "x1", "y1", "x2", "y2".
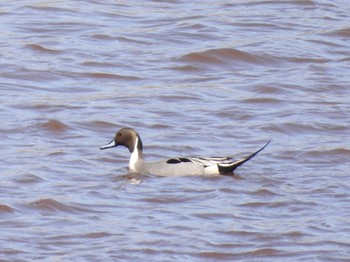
[{"x1": 117, "y1": 132, "x2": 122, "y2": 137}]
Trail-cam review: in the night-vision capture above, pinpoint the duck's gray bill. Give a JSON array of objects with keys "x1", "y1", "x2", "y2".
[{"x1": 100, "y1": 140, "x2": 116, "y2": 150}]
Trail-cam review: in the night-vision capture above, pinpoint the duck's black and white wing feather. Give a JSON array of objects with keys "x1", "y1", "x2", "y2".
[{"x1": 165, "y1": 141, "x2": 270, "y2": 175}]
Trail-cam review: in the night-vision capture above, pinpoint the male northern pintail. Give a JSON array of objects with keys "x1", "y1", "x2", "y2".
[{"x1": 100, "y1": 127, "x2": 270, "y2": 176}]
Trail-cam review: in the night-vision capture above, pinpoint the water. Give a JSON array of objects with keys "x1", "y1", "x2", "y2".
[{"x1": 1, "y1": 1, "x2": 350, "y2": 261}]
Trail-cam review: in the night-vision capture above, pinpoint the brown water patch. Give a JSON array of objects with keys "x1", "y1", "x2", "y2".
[
  {"x1": 325, "y1": 27, "x2": 350, "y2": 38},
  {"x1": 82, "y1": 72, "x2": 142, "y2": 81},
  {"x1": 25, "y1": 5, "x2": 74, "y2": 13},
  {"x1": 82, "y1": 120, "x2": 119, "y2": 128},
  {"x1": 251, "y1": 188, "x2": 279, "y2": 196},
  {"x1": 243, "y1": 248, "x2": 284, "y2": 256},
  {"x1": 300, "y1": 148, "x2": 350, "y2": 164},
  {"x1": 179, "y1": 48, "x2": 277, "y2": 66},
  {"x1": 40, "y1": 119, "x2": 70, "y2": 133},
  {"x1": 0, "y1": 204, "x2": 15, "y2": 213},
  {"x1": 83, "y1": 232, "x2": 112, "y2": 239},
  {"x1": 80, "y1": 61, "x2": 116, "y2": 68},
  {"x1": 26, "y1": 44, "x2": 61, "y2": 53},
  {"x1": 170, "y1": 65, "x2": 203, "y2": 72},
  {"x1": 30, "y1": 198, "x2": 73, "y2": 212},
  {"x1": 262, "y1": 122, "x2": 320, "y2": 135},
  {"x1": 14, "y1": 174, "x2": 44, "y2": 184},
  {"x1": 239, "y1": 201, "x2": 288, "y2": 208},
  {"x1": 90, "y1": 33, "x2": 115, "y2": 40},
  {"x1": 242, "y1": 97, "x2": 283, "y2": 104},
  {"x1": 47, "y1": 151, "x2": 66, "y2": 157},
  {"x1": 2, "y1": 69, "x2": 61, "y2": 82},
  {"x1": 288, "y1": 57, "x2": 330, "y2": 64},
  {"x1": 149, "y1": 123, "x2": 172, "y2": 129},
  {"x1": 116, "y1": 36, "x2": 150, "y2": 44},
  {"x1": 197, "y1": 251, "x2": 242, "y2": 260},
  {"x1": 29, "y1": 198, "x2": 91, "y2": 214},
  {"x1": 229, "y1": 0, "x2": 315, "y2": 8}
]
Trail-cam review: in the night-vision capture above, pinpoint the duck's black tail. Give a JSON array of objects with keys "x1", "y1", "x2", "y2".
[{"x1": 218, "y1": 140, "x2": 270, "y2": 175}]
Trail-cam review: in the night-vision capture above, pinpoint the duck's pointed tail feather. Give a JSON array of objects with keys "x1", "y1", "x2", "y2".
[{"x1": 218, "y1": 140, "x2": 270, "y2": 175}]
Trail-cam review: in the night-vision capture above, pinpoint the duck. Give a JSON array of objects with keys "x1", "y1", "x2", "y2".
[{"x1": 100, "y1": 127, "x2": 270, "y2": 176}]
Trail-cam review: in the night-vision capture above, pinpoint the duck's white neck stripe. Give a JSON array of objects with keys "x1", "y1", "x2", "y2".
[{"x1": 129, "y1": 137, "x2": 139, "y2": 171}]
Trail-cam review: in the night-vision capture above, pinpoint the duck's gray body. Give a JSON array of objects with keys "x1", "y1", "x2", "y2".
[
  {"x1": 100, "y1": 128, "x2": 269, "y2": 176},
  {"x1": 134, "y1": 159, "x2": 206, "y2": 176}
]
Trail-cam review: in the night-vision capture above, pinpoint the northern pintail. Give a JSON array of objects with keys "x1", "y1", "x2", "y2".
[{"x1": 100, "y1": 127, "x2": 269, "y2": 176}]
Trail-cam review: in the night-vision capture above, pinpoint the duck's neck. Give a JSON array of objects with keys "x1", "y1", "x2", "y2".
[{"x1": 129, "y1": 136, "x2": 143, "y2": 171}]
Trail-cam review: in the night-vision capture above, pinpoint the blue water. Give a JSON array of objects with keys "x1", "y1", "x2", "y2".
[{"x1": 1, "y1": 1, "x2": 349, "y2": 261}]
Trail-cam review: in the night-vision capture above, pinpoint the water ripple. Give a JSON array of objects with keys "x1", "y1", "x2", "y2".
[{"x1": 1, "y1": 0, "x2": 350, "y2": 260}]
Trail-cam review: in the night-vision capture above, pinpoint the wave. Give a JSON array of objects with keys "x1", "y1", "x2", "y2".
[
  {"x1": 25, "y1": 44, "x2": 61, "y2": 54},
  {"x1": 178, "y1": 48, "x2": 277, "y2": 66},
  {"x1": 39, "y1": 119, "x2": 70, "y2": 133},
  {"x1": 82, "y1": 72, "x2": 142, "y2": 81},
  {"x1": 0, "y1": 204, "x2": 15, "y2": 214},
  {"x1": 28, "y1": 198, "x2": 91, "y2": 214}
]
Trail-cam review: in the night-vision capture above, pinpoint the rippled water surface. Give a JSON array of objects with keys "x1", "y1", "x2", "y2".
[{"x1": 1, "y1": 1, "x2": 350, "y2": 261}]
